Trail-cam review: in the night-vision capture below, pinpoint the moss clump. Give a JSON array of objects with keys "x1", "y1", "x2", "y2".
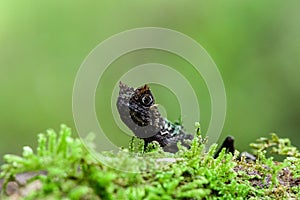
[{"x1": 0, "y1": 125, "x2": 299, "y2": 199}]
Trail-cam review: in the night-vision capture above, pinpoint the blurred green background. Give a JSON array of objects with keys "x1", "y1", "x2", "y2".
[{"x1": 1, "y1": 1, "x2": 300, "y2": 163}]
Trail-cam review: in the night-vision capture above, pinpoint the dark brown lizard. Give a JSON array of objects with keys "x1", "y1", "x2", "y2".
[{"x1": 116, "y1": 82, "x2": 238, "y2": 157}]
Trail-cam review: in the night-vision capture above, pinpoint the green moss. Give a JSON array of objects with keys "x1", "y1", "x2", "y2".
[{"x1": 0, "y1": 125, "x2": 299, "y2": 199}]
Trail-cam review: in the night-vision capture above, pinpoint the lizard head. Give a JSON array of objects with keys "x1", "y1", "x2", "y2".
[
  {"x1": 117, "y1": 82, "x2": 163, "y2": 138},
  {"x1": 129, "y1": 84, "x2": 155, "y2": 126}
]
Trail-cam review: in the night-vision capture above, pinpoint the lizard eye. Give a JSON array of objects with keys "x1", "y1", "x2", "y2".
[{"x1": 141, "y1": 94, "x2": 153, "y2": 106}]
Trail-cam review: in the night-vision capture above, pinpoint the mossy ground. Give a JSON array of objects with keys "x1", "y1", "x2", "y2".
[{"x1": 0, "y1": 125, "x2": 299, "y2": 199}]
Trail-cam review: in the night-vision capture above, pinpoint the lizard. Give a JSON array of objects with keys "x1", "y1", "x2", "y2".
[{"x1": 116, "y1": 82, "x2": 237, "y2": 156}]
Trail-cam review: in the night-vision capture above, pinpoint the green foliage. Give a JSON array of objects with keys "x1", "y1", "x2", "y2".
[
  {"x1": 250, "y1": 133, "x2": 300, "y2": 158},
  {"x1": 250, "y1": 133, "x2": 300, "y2": 183},
  {"x1": 0, "y1": 125, "x2": 299, "y2": 199}
]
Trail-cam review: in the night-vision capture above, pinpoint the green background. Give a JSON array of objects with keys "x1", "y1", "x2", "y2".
[{"x1": 1, "y1": 1, "x2": 300, "y2": 163}]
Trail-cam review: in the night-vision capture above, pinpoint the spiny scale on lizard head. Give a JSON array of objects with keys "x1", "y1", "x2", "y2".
[{"x1": 117, "y1": 82, "x2": 194, "y2": 152}]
